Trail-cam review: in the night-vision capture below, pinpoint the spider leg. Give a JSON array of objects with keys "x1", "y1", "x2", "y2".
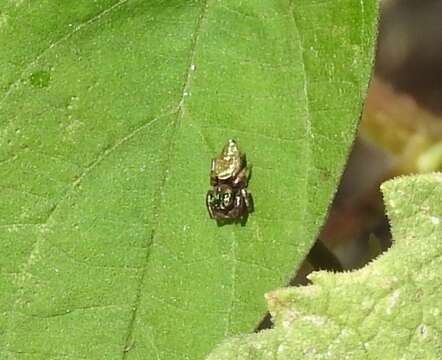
[
  {"x1": 244, "y1": 164, "x2": 251, "y2": 184},
  {"x1": 241, "y1": 188, "x2": 253, "y2": 212},
  {"x1": 232, "y1": 167, "x2": 246, "y2": 187},
  {"x1": 238, "y1": 188, "x2": 251, "y2": 226},
  {"x1": 206, "y1": 191, "x2": 215, "y2": 219},
  {"x1": 234, "y1": 191, "x2": 242, "y2": 208},
  {"x1": 232, "y1": 165, "x2": 251, "y2": 187}
]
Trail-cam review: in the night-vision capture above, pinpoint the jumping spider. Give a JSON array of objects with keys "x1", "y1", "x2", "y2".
[{"x1": 206, "y1": 139, "x2": 252, "y2": 224}]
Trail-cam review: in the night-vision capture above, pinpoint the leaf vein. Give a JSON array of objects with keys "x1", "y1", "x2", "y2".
[
  {"x1": 225, "y1": 233, "x2": 238, "y2": 336},
  {"x1": 120, "y1": 1, "x2": 211, "y2": 357},
  {"x1": 288, "y1": 0, "x2": 313, "y2": 239},
  {"x1": 0, "y1": 0, "x2": 129, "y2": 107},
  {"x1": 44, "y1": 113, "x2": 172, "y2": 224}
]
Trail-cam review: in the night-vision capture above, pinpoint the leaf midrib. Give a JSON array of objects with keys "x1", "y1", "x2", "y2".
[{"x1": 120, "y1": 0, "x2": 211, "y2": 357}]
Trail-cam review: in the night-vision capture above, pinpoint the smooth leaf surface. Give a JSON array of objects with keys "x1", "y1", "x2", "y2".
[
  {"x1": 0, "y1": 0, "x2": 377, "y2": 359},
  {"x1": 208, "y1": 173, "x2": 442, "y2": 359}
]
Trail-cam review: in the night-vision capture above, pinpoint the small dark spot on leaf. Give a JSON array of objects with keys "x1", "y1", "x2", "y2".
[
  {"x1": 319, "y1": 168, "x2": 332, "y2": 181},
  {"x1": 30, "y1": 70, "x2": 51, "y2": 88}
]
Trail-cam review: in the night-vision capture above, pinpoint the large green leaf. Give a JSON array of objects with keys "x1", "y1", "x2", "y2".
[
  {"x1": 0, "y1": 0, "x2": 377, "y2": 359},
  {"x1": 207, "y1": 173, "x2": 442, "y2": 359}
]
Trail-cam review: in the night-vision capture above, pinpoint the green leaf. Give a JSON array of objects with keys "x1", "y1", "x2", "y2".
[
  {"x1": 0, "y1": 0, "x2": 377, "y2": 358},
  {"x1": 207, "y1": 173, "x2": 442, "y2": 359}
]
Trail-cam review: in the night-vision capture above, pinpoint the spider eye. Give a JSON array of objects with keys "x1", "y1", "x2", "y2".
[{"x1": 222, "y1": 192, "x2": 232, "y2": 206}]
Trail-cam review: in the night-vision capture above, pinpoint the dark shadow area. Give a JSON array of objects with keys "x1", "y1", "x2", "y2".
[{"x1": 376, "y1": 0, "x2": 442, "y2": 114}]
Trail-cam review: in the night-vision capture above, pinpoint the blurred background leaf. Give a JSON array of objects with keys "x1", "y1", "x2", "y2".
[{"x1": 299, "y1": 0, "x2": 442, "y2": 276}]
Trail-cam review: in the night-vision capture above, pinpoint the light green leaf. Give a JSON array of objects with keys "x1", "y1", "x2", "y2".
[
  {"x1": 208, "y1": 173, "x2": 442, "y2": 360},
  {"x1": 0, "y1": 0, "x2": 377, "y2": 359}
]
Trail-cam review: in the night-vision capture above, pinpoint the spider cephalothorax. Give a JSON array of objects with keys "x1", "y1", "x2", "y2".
[{"x1": 206, "y1": 139, "x2": 252, "y2": 223}]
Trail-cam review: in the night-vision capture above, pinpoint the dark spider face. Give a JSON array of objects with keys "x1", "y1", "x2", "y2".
[{"x1": 208, "y1": 186, "x2": 235, "y2": 211}]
